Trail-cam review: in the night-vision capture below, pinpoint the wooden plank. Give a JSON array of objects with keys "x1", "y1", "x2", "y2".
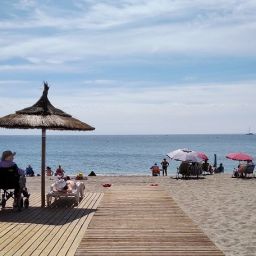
[
  {"x1": 19, "y1": 193, "x2": 95, "y2": 256},
  {"x1": 43, "y1": 193, "x2": 103, "y2": 256},
  {"x1": 58, "y1": 193, "x2": 104, "y2": 256},
  {"x1": 3, "y1": 193, "x2": 78, "y2": 255},
  {"x1": 75, "y1": 185, "x2": 224, "y2": 256},
  {"x1": 0, "y1": 192, "x2": 102, "y2": 256}
]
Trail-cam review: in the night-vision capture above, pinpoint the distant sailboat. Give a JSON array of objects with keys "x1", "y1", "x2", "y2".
[{"x1": 245, "y1": 128, "x2": 254, "y2": 135}]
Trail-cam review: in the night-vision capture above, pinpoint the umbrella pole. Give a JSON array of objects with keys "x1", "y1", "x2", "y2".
[{"x1": 41, "y1": 128, "x2": 46, "y2": 207}]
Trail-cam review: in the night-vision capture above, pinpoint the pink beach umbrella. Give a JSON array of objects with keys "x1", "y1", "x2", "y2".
[
  {"x1": 226, "y1": 152, "x2": 253, "y2": 161},
  {"x1": 197, "y1": 152, "x2": 209, "y2": 161}
]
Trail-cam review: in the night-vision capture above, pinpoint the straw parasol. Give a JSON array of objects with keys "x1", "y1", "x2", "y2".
[{"x1": 0, "y1": 82, "x2": 95, "y2": 206}]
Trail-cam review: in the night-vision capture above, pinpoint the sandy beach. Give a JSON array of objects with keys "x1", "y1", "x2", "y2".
[{"x1": 25, "y1": 174, "x2": 256, "y2": 256}]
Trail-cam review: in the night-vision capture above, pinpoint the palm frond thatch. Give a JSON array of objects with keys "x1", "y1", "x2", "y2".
[
  {"x1": 16, "y1": 82, "x2": 71, "y2": 117},
  {"x1": 0, "y1": 114, "x2": 94, "y2": 130}
]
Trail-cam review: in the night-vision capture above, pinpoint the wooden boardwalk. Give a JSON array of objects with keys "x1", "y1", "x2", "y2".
[
  {"x1": 76, "y1": 185, "x2": 224, "y2": 256},
  {"x1": 0, "y1": 192, "x2": 103, "y2": 256}
]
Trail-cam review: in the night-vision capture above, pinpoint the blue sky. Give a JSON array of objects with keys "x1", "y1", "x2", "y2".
[{"x1": 0, "y1": 0, "x2": 256, "y2": 135}]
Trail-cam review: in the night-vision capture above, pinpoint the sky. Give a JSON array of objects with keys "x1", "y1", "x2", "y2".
[{"x1": 0, "y1": 0, "x2": 256, "y2": 135}]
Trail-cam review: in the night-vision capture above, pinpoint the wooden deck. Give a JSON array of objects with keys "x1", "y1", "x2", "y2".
[
  {"x1": 0, "y1": 192, "x2": 103, "y2": 256},
  {"x1": 76, "y1": 184, "x2": 224, "y2": 256}
]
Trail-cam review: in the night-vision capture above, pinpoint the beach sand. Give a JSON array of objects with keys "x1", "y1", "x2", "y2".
[{"x1": 26, "y1": 174, "x2": 256, "y2": 256}]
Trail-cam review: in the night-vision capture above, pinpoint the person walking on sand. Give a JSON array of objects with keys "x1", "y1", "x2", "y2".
[{"x1": 161, "y1": 158, "x2": 169, "y2": 176}]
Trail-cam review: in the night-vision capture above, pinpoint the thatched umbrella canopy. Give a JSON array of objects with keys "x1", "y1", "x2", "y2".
[{"x1": 0, "y1": 82, "x2": 95, "y2": 206}]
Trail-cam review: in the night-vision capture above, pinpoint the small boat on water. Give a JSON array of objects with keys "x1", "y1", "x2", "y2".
[{"x1": 245, "y1": 128, "x2": 254, "y2": 135}]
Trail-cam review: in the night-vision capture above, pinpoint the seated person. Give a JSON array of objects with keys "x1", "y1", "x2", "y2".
[
  {"x1": 178, "y1": 161, "x2": 190, "y2": 177},
  {"x1": 88, "y1": 171, "x2": 96, "y2": 176},
  {"x1": 233, "y1": 163, "x2": 246, "y2": 177},
  {"x1": 238, "y1": 163, "x2": 246, "y2": 176},
  {"x1": 202, "y1": 160, "x2": 213, "y2": 174},
  {"x1": 215, "y1": 163, "x2": 224, "y2": 173},
  {"x1": 25, "y1": 164, "x2": 35, "y2": 177},
  {"x1": 246, "y1": 160, "x2": 255, "y2": 168},
  {"x1": 0, "y1": 150, "x2": 29, "y2": 198},
  {"x1": 55, "y1": 165, "x2": 65, "y2": 177},
  {"x1": 46, "y1": 166, "x2": 53, "y2": 176},
  {"x1": 150, "y1": 163, "x2": 160, "y2": 176},
  {"x1": 237, "y1": 161, "x2": 255, "y2": 177}
]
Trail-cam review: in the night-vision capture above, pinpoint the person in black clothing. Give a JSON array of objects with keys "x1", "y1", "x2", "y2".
[
  {"x1": 215, "y1": 163, "x2": 224, "y2": 173},
  {"x1": 25, "y1": 165, "x2": 35, "y2": 177},
  {"x1": 161, "y1": 158, "x2": 169, "y2": 176},
  {"x1": 0, "y1": 150, "x2": 29, "y2": 200}
]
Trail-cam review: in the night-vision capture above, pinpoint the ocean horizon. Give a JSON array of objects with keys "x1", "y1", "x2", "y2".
[{"x1": 0, "y1": 134, "x2": 255, "y2": 176}]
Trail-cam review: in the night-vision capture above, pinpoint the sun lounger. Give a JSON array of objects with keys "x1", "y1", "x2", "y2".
[
  {"x1": 177, "y1": 162, "x2": 202, "y2": 179},
  {"x1": 177, "y1": 162, "x2": 190, "y2": 179},
  {"x1": 244, "y1": 164, "x2": 255, "y2": 177},
  {"x1": 46, "y1": 180, "x2": 85, "y2": 206},
  {"x1": 189, "y1": 164, "x2": 203, "y2": 178},
  {"x1": 233, "y1": 164, "x2": 255, "y2": 178}
]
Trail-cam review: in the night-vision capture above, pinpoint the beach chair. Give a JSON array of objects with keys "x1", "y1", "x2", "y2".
[
  {"x1": 189, "y1": 163, "x2": 203, "y2": 179},
  {"x1": 244, "y1": 164, "x2": 255, "y2": 177},
  {"x1": 177, "y1": 162, "x2": 190, "y2": 179},
  {"x1": 202, "y1": 162, "x2": 213, "y2": 175},
  {"x1": 233, "y1": 164, "x2": 255, "y2": 178},
  {"x1": 0, "y1": 166, "x2": 29, "y2": 210},
  {"x1": 46, "y1": 180, "x2": 85, "y2": 207}
]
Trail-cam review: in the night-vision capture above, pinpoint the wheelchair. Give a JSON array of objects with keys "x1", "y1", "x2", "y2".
[{"x1": 0, "y1": 166, "x2": 30, "y2": 211}]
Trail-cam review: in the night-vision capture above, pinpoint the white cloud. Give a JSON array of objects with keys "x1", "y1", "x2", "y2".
[
  {"x1": 1, "y1": 79, "x2": 255, "y2": 134},
  {"x1": 1, "y1": 0, "x2": 256, "y2": 67},
  {"x1": 0, "y1": 1, "x2": 256, "y2": 134}
]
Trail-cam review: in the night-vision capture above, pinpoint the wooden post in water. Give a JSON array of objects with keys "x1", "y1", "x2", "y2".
[{"x1": 213, "y1": 154, "x2": 217, "y2": 168}]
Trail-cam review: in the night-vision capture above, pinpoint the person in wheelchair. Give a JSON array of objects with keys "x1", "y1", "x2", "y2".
[{"x1": 0, "y1": 150, "x2": 29, "y2": 208}]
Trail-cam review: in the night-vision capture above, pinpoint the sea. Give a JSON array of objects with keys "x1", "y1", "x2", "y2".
[{"x1": 0, "y1": 134, "x2": 255, "y2": 176}]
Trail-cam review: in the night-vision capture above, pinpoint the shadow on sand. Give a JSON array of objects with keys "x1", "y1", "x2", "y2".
[{"x1": 171, "y1": 176, "x2": 206, "y2": 180}]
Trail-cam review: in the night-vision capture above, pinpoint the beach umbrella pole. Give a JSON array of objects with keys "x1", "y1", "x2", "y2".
[{"x1": 41, "y1": 128, "x2": 46, "y2": 207}]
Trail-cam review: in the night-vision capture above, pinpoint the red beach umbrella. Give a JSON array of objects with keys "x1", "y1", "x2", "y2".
[{"x1": 226, "y1": 152, "x2": 253, "y2": 161}]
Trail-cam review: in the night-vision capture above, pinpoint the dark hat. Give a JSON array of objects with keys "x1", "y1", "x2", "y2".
[{"x1": 1, "y1": 150, "x2": 16, "y2": 161}]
